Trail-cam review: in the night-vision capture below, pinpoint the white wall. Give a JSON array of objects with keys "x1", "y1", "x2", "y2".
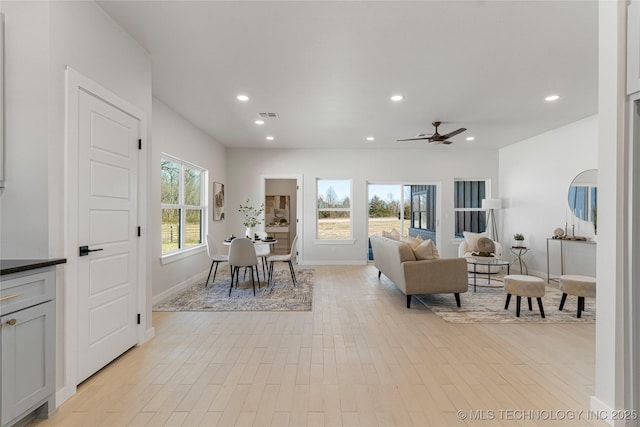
[
  {"x1": 151, "y1": 98, "x2": 227, "y2": 302},
  {"x1": 593, "y1": 0, "x2": 628, "y2": 423},
  {"x1": 227, "y1": 148, "x2": 499, "y2": 263},
  {"x1": 0, "y1": 0, "x2": 154, "y2": 405},
  {"x1": 0, "y1": 1, "x2": 51, "y2": 258},
  {"x1": 499, "y1": 115, "x2": 598, "y2": 278}
]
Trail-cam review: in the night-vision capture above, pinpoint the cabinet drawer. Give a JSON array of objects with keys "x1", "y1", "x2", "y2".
[{"x1": 0, "y1": 270, "x2": 55, "y2": 315}]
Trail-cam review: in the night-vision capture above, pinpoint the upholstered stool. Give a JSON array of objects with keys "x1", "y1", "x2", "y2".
[
  {"x1": 504, "y1": 275, "x2": 546, "y2": 318},
  {"x1": 559, "y1": 275, "x2": 596, "y2": 318}
]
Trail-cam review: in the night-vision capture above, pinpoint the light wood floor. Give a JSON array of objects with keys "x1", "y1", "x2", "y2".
[{"x1": 34, "y1": 265, "x2": 605, "y2": 426}]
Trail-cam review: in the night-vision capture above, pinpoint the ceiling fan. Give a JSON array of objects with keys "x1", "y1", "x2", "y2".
[{"x1": 397, "y1": 121, "x2": 467, "y2": 144}]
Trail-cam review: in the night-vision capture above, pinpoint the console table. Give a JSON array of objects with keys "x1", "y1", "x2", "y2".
[
  {"x1": 546, "y1": 238, "x2": 596, "y2": 282},
  {"x1": 265, "y1": 225, "x2": 290, "y2": 254}
]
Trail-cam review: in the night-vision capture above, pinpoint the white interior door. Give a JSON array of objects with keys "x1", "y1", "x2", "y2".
[{"x1": 76, "y1": 89, "x2": 139, "y2": 383}]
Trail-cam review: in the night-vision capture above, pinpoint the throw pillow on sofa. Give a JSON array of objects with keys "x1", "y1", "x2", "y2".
[
  {"x1": 413, "y1": 239, "x2": 440, "y2": 260},
  {"x1": 382, "y1": 228, "x2": 401, "y2": 240},
  {"x1": 401, "y1": 234, "x2": 423, "y2": 249},
  {"x1": 463, "y1": 231, "x2": 489, "y2": 252}
]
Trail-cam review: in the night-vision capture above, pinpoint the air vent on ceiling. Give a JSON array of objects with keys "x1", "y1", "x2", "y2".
[{"x1": 258, "y1": 112, "x2": 280, "y2": 119}]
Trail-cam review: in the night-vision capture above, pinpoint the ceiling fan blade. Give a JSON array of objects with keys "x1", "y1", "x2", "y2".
[
  {"x1": 441, "y1": 127, "x2": 467, "y2": 139},
  {"x1": 396, "y1": 137, "x2": 431, "y2": 142}
]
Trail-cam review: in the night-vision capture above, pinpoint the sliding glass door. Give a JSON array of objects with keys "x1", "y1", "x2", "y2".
[{"x1": 367, "y1": 183, "x2": 439, "y2": 260}]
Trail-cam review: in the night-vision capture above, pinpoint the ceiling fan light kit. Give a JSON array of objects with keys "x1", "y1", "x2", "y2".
[{"x1": 397, "y1": 121, "x2": 467, "y2": 144}]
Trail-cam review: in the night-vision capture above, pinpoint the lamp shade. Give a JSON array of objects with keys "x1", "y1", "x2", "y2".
[{"x1": 481, "y1": 198, "x2": 502, "y2": 210}]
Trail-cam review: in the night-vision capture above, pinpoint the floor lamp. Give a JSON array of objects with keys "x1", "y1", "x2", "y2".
[{"x1": 482, "y1": 198, "x2": 502, "y2": 242}]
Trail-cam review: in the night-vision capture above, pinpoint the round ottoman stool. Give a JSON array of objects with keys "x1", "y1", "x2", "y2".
[
  {"x1": 504, "y1": 275, "x2": 546, "y2": 318},
  {"x1": 559, "y1": 275, "x2": 596, "y2": 318}
]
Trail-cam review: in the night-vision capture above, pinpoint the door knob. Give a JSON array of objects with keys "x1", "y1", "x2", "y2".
[
  {"x1": 79, "y1": 245, "x2": 104, "y2": 256},
  {"x1": 6, "y1": 319, "x2": 16, "y2": 326}
]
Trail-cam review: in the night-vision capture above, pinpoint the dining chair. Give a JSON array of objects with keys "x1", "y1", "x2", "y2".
[
  {"x1": 254, "y1": 231, "x2": 271, "y2": 278},
  {"x1": 228, "y1": 237, "x2": 261, "y2": 296},
  {"x1": 267, "y1": 234, "x2": 298, "y2": 287},
  {"x1": 205, "y1": 234, "x2": 229, "y2": 287}
]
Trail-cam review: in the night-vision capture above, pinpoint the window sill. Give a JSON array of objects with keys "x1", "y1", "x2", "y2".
[
  {"x1": 315, "y1": 239, "x2": 356, "y2": 245},
  {"x1": 160, "y1": 244, "x2": 206, "y2": 265}
]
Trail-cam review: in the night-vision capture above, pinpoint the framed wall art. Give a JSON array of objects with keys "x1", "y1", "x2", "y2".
[{"x1": 213, "y1": 182, "x2": 225, "y2": 220}]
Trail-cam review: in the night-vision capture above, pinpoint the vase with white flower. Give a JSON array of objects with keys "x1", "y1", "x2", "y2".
[{"x1": 239, "y1": 199, "x2": 264, "y2": 240}]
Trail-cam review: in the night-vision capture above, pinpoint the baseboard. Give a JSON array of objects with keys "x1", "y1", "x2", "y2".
[
  {"x1": 590, "y1": 396, "x2": 626, "y2": 427},
  {"x1": 152, "y1": 271, "x2": 207, "y2": 306},
  {"x1": 55, "y1": 385, "x2": 75, "y2": 408},
  {"x1": 301, "y1": 260, "x2": 368, "y2": 266}
]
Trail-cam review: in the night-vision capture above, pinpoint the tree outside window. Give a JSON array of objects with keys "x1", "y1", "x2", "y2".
[
  {"x1": 161, "y1": 156, "x2": 206, "y2": 255},
  {"x1": 317, "y1": 179, "x2": 352, "y2": 240}
]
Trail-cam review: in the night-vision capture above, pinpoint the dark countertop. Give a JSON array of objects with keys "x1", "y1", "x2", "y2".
[{"x1": 0, "y1": 258, "x2": 67, "y2": 276}]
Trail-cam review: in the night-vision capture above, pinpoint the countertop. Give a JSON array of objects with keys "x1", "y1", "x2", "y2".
[{"x1": 0, "y1": 258, "x2": 67, "y2": 276}]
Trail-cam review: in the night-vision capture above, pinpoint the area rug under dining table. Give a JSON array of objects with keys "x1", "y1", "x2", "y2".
[
  {"x1": 153, "y1": 268, "x2": 314, "y2": 312},
  {"x1": 414, "y1": 278, "x2": 595, "y2": 323}
]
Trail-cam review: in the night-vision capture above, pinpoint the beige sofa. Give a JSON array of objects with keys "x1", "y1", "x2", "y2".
[{"x1": 370, "y1": 235, "x2": 468, "y2": 308}]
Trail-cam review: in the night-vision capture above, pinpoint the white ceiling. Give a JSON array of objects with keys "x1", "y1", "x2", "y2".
[{"x1": 97, "y1": 1, "x2": 598, "y2": 150}]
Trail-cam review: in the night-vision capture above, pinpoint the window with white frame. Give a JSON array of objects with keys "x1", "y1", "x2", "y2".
[
  {"x1": 453, "y1": 179, "x2": 488, "y2": 238},
  {"x1": 317, "y1": 179, "x2": 352, "y2": 240},
  {"x1": 161, "y1": 155, "x2": 206, "y2": 255}
]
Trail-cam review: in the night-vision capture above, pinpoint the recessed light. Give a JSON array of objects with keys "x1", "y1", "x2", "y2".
[
  {"x1": 237, "y1": 94, "x2": 249, "y2": 101},
  {"x1": 545, "y1": 94, "x2": 560, "y2": 102},
  {"x1": 266, "y1": 136, "x2": 274, "y2": 141},
  {"x1": 390, "y1": 95, "x2": 404, "y2": 102},
  {"x1": 366, "y1": 136, "x2": 375, "y2": 141},
  {"x1": 466, "y1": 136, "x2": 475, "y2": 141},
  {"x1": 255, "y1": 120, "x2": 264, "y2": 125}
]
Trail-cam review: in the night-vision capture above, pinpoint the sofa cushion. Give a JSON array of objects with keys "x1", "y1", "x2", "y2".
[
  {"x1": 413, "y1": 239, "x2": 440, "y2": 260},
  {"x1": 463, "y1": 231, "x2": 489, "y2": 252},
  {"x1": 382, "y1": 228, "x2": 400, "y2": 240},
  {"x1": 401, "y1": 234, "x2": 423, "y2": 249}
]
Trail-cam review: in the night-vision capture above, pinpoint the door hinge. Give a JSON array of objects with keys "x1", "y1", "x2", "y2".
[
  {"x1": 137, "y1": 313, "x2": 141, "y2": 325},
  {"x1": 137, "y1": 226, "x2": 141, "y2": 237},
  {"x1": 297, "y1": 185, "x2": 299, "y2": 190},
  {"x1": 138, "y1": 139, "x2": 142, "y2": 150}
]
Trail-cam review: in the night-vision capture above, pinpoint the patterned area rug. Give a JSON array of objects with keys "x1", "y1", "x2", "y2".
[
  {"x1": 153, "y1": 268, "x2": 314, "y2": 312},
  {"x1": 415, "y1": 279, "x2": 595, "y2": 323}
]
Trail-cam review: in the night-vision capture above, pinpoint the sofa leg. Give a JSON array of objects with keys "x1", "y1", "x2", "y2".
[
  {"x1": 454, "y1": 293, "x2": 461, "y2": 307},
  {"x1": 406, "y1": 295, "x2": 411, "y2": 308},
  {"x1": 378, "y1": 270, "x2": 381, "y2": 279}
]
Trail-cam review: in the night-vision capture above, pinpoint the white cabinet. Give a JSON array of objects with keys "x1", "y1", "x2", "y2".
[{"x1": 0, "y1": 265, "x2": 58, "y2": 427}]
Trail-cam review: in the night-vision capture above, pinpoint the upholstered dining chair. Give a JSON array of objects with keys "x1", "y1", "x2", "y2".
[
  {"x1": 267, "y1": 234, "x2": 298, "y2": 287},
  {"x1": 254, "y1": 231, "x2": 271, "y2": 278},
  {"x1": 205, "y1": 234, "x2": 229, "y2": 287},
  {"x1": 228, "y1": 237, "x2": 261, "y2": 296}
]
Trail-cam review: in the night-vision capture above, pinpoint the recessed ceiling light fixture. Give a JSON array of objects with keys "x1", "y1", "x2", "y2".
[
  {"x1": 545, "y1": 94, "x2": 560, "y2": 102},
  {"x1": 366, "y1": 136, "x2": 375, "y2": 141},
  {"x1": 255, "y1": 120, "x2": 264, "y2": 125},
  {"x1": 266, "y1": 136, "x2": 274, "y2": 141},
  {"x1": 237, "y1": 94, "x2": 249, "y2": 101},
  {"x1": 390, "y1": 95, "x2": 404, "y2": 102},
  {"x1": 466, "y1": 136, "x2": 475, "y2": 141}
]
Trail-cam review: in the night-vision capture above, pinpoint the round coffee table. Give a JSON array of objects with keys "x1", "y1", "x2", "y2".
[{"x1": 466, "y1": 257, "x2": 511, "y2": 292}]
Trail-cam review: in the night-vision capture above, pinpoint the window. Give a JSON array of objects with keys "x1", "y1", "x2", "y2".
[
  {"x1": 317, "y1": 179, "x2": 352, "y2": 240},
  {"x1": 454, "y1": 179, "x2": 488, "y2": 238},
  {"x1": 161, "y1": 155, "x2": 206, "y2": 255},
  {"x1": 409, "y1": 185, "x2": 437, "y2": 241}
]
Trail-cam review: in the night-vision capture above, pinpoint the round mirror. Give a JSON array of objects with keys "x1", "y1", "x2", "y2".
[{"x1": 568, "y1": 169, "x2": 597, "y2": 234}]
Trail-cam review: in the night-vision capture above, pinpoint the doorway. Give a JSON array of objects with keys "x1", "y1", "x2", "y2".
[
  {"x1": 367, "y1": 182, "x2": 440, "y2": 260},
  {"x1": 64, "y1": 68, "x2": 148, "y2": 402},
  {"x1": 262, "y1": 175, "x2": 302, "y2": 262}
]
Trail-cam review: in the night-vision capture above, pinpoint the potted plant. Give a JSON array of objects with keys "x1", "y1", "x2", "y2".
[
  {"x1": 239, "y1": 199, "x2": 264, "y2": 239},
  {"x1": 513, "y1": 233, "x2": 525, "y2": 248}
]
